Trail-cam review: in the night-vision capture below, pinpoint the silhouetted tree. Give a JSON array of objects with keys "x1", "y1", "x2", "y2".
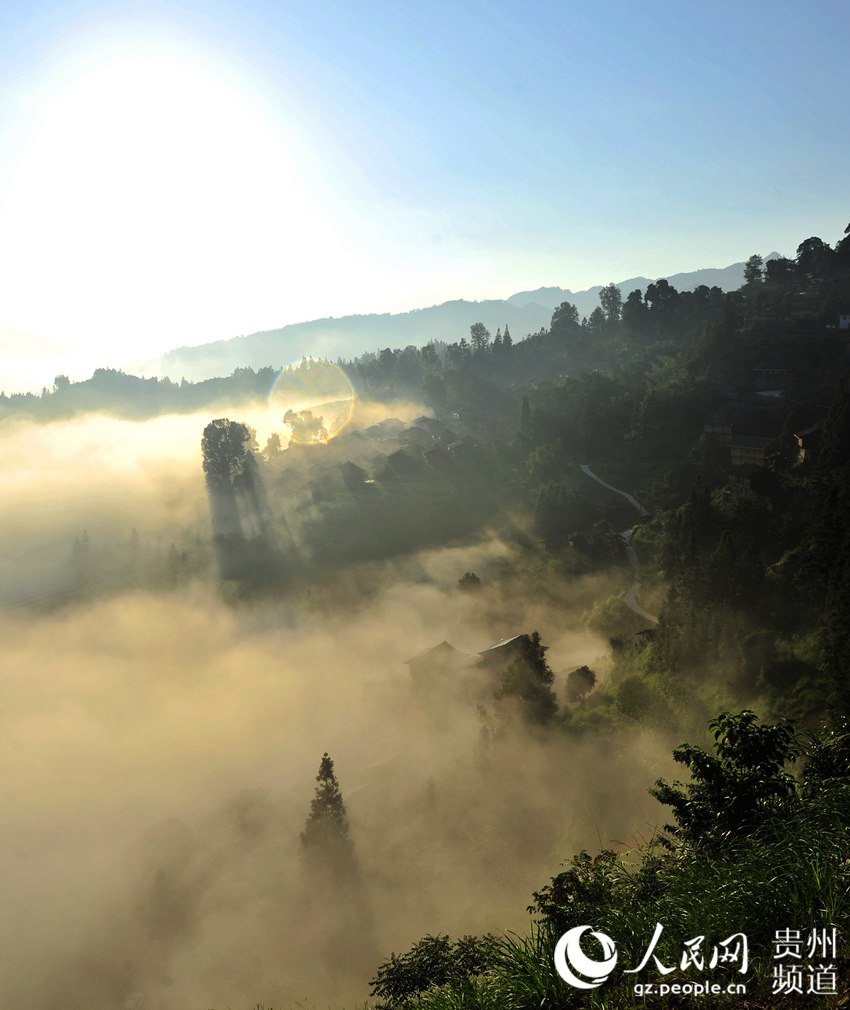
[
  {"x1": 796, "y1": 236, "x2": 832, "y2": 279},
  {"x1": 370, "y1": 934, "x2": 497, "y2": 1010},
  {"x1": 599, "y1": 283, "x2": 623, "y2": 325},
  {"x1": 263, "y1": 432, "x2": 283, "y2": 460},
  {"x1": 552, "y1": 301, "x2": 579, "y2": 329},
  {"x1": 301, "y1": 753, "x2": 356, "y2": 879},
  {"x1": 201, "y1": 418, "x2": 254, "y2": 487},
  {"x1": 743, "y1": 253, "x2": 764, "y2": 287},
  {"x1": 284, "y1": 408, "x2": 328, "y2": 444},
  {"x1": 765, "y1": 256, "x2": 795, "y2": 288},
  {"x1": 469, "y1": 322, "x2": 491, "y2": 354},
  {"x1": 622, "y1": 288, "x2": 649, "y2": 336},
  {"x1": 201, "y1": 419, "x2": 250, "y2": 545},
  {"x1": 549, "y1": 301, "x2": 581, "y2": 349},
  {"x1": 421, "y1": 342, "x2": 440, "y2": 371},
  {"x1": 587, "y1": 306, "x2": 606, "y2": 334},
  {"x1": 567, "y1": 665, "x2": 597, "y2": 703},
  {"x1": 201, "y1": 418, "x2": 271, "y2": 579}
]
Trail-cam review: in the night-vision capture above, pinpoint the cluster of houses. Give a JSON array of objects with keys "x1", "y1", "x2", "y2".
[
  {"x1": 405, "y1": 633, "x2": 540, "y2": 684},
  {"x1": 274, "y1": 415, "x2": 481, "y2": 507},
  {"x1": 404, "y1": 633, "x2": 545, "y2": 706}
]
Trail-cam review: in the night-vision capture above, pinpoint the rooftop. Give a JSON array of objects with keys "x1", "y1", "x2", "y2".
[
  {"x1": 479, "y1": 633, "x2": 548, "y2": 655},
  {"x1": 729, "y1": 435, "x2": 775, "y2": 450}
]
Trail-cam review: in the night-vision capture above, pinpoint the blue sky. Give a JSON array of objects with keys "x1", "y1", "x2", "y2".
[{"x1": 0, "y1": 0, "x2": 847, "y2": 388}]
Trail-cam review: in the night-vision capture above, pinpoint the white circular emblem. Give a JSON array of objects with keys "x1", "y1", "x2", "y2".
[{"x1": 553, "y1": 925, "x2": 618, "y2": 989}]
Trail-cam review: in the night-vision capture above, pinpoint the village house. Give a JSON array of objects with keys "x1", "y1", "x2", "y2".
[
  {"x1": 405, "y1": 633, "x2": 547, "y2": 691},
  {"x1": 728, "y1": 435, "x2": 777, "y2": 468},
  {"x1": 703, "y1": 413, "x2": 733, "y2": 443},
  {"x1": 753, "y1": 366, "x2": 791, "y2": 392},
  {"x1": 404, "y1": 640, "x2": 481, "y2": 690},
  {"x1": 476, "y1": 634, "x2": 547, "y2": 676}
]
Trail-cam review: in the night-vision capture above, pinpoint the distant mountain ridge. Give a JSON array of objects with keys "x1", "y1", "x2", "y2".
[
  {"x1": 134, "y1": 254, "x2": 782, "y2": 381},
  {"x1": 508, "y1": 253, "x2": 782, "y2": 315},
  {"x1": 133, "y1": 300, "x2": 553, "y2": 382}
]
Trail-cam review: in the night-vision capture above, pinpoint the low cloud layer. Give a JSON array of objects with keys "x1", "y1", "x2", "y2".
[{"x1": 0, "y1": 407, "x2": 675, "y2": 1008}]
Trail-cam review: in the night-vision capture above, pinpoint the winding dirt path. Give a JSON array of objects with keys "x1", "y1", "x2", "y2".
[{"x1": 579, "y1": 465, "x2": 658, "y2": 624}]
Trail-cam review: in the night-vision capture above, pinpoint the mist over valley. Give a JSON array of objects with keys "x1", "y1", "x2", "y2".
[
  {"x1": 1, "y1": 1, "x2": 848, "y2": 1000},
  {"x1": 3, "y1": 219, "x2": 850, "y2": 1007}
]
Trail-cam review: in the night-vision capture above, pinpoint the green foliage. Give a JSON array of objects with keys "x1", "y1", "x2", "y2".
[
  {"x1": 532, "y1": 483, "x2": 586, "y2": 545},
  {"x1": 801, "y1": 717, "x2": 850, "y2": 790},
  {"x1": 614, "y1": 675, "x2": 655, "y2": 722},
  {"x1": 525, "y1": 441, "x2": 562, "y2": 488},
  {"x1": 201, "y1": 417, "x2": 256, "y2": 483},
  {"x1": 650, "y1": 710, "x2": 799, "y2": 850},
  {"x1": 528, "y1": 849, "x2": 622, "y2": 927},
  {"x1": 587, "y1": 593, "x2": 646, "y2": 641},
  {"x1": 367, "y1": 713, "x2": 850, "y2": 1009},
  {"x1": 369, "y1": 934, "x2": 498, "y2": 1009},
  {"x1": 566, "y1": 665, "x2": 596, "y2": 703},
  {"x1": 495, "y1": 631, "x2": 558, "y2": 726}
]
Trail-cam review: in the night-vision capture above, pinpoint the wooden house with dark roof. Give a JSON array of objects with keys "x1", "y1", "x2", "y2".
[
  {"x1": 364, "y1": 417, "x2": 407, "y2": 441},
  {"x1": 404, "y1": 640, "x2": 481, "y2": 690},
  {"x1": 378, "y1": 446, "x2": 429, "y2": 483},
  {"x1": 423, "y1": 445, "x2": 451, "y2": 473},
  {"x1": 400, "y1": 425, "x2": 433, "y2": 449},
  {"x1": 728, "y1": 435, "x2": 777, "y2": 468},
  {"x1": 477, "y1": 633, "x2": 546, "y2": 675},
  {"x1": 339, "y1": 460, "x2": 369, "y2": 493},
  {"x1": 414, "y1": 415, "x2": 449, "y2": 436}
]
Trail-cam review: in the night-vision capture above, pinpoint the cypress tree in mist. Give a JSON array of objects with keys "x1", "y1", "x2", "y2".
[
  {"x1": 301, "y1": 752, "x2": 356, "y2": 879},
  {"x1": 301, "y1": 753, "x2": 378, "y2": 974}
]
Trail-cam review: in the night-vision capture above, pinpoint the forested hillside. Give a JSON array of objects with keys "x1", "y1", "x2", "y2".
[
  {"x1": 3, "y1": 222, "x2": 850, "y2": 1009},
  {"x1": 340, "y1": 226, "x2": 850, "y2": 1009},
  {"x1": 176, "y1": 221, "x2": 850, "y2": 1007}
]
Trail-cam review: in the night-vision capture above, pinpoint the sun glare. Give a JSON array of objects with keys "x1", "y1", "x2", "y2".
[
  {"x1": 0, "y1": 39, "x2": 338, "y2": 366},
  {"x1": 268, "y1": 361, "x2": 357, "y2": 445}
]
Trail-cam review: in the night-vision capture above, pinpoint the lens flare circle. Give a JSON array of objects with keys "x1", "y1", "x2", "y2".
[{"x1": 267, "y1": 359, "x2": 356, "y2": 445}]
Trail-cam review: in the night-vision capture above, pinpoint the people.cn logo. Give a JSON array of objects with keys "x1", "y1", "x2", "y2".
[{"x1": 553, "y1": 926, "x2": 618, "y2": 989}]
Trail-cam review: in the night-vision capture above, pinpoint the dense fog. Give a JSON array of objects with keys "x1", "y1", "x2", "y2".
[{"x1": 0, "y1": 404, "x2": 675, "y2": 1008}]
